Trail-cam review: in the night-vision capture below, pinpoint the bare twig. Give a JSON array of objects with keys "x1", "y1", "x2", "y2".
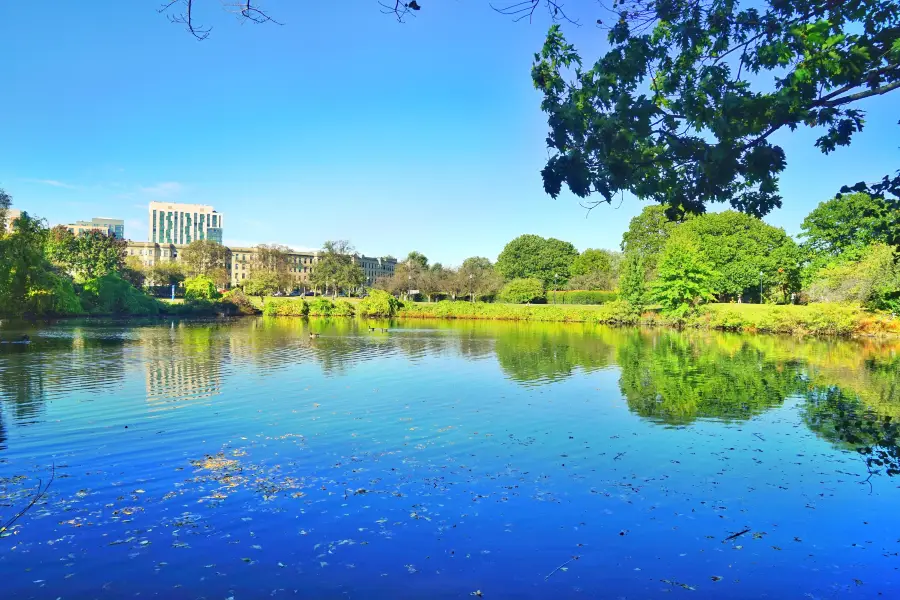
[
  {"x1": 491, "y1": 0, "x2": 579, "y2": 25},
  {"x1": 378, "y1": 0, "x2": 420, "y2": 23},
  {"x1": 0, "y1": 463, "x2": 55, "y2": 536},
  {"x1": 544, "y1": 555, "x2": 579, "y2": 580},
  {"x1": 722, "y1": 527, "x2": 751, "y2": 542},
  {"x1": 159, "y1": 0, "x2": 211, "y2": 40}
]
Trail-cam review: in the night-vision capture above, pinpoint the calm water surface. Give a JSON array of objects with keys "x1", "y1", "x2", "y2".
[{"x1": 1, "y1": 318, "x2": 899, "y2": 599}]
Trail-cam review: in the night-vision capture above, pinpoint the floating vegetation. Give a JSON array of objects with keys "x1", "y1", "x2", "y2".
[{"x1": 1, "y1": 321, "x2": 899, "y2": 597}]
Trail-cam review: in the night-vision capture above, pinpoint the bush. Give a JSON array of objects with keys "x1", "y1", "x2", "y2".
[
  {"x1": 308, "y1": 297, "x2": 335, "y2": 316},
  {"x1": 358, "y1": 289, "x2": 401, "y2": 317},
  {"x1": 331, "y1": 300, "x2": 355, "y2": 317},
  {"x1": 548, "y1": 290, "x2": 617, "y2": 305},
  {"x1": 25, "y1": 272, "x2": 83, "y2": 317},
  {"x1": 80, "y1": 273, "x2": 160, "y2": 316},
  {"x1": 263, "y1": 297, "x2": 308, "y2": 316},
  {"x1": 222, "y1": 289, "x2": 260, "y2": 315},
  {"x1": 184, "y1": 276, "x2": 221, "y2": 301},
  {"x1": 499, "y1": 278, "x2": 545, "y2": 304},
  {"x1": 805, "y1": 243, "x2": 900, "y2": 311}
]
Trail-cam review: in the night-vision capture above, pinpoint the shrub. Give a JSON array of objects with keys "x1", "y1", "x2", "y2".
[
  {"x1": 499, "y1": 278, "x2": 545, "y2": 304},
  {"x1": 222, "y1": 289, "x2": 260, "y2": 315},
  {"x1": 80, "y1": 273, "x2": 160, "y2": 316},
  {"x1": 651, "y1": 233, "x2": 716, "y2": 316},
  {"x1": 25, "y1": 272, "x2": 83, "y2": 317},
  {"x1": 184, "y1": 276, "x2": 221, "y2": 301},
  {"x1": 331, "y1": 300, "x2": 355, "y2": 317},
  {"x1": 263, "y1": 297, "x2": 308, "y2": 317},
  {"x1": 805, "y1": 243, "x2": 900, "y2": 311},
  {"x1": 358, "y1": 289, "x2": 400, "y2": 317},
  {"x1": 308, "y1": 297, "x2": 335, "y2": 316},
  {"x1": 618, "y1": 252, "x2": 647, "y2": 310},
  {"x1": 548, "y1": 290, "x2": 617, "y2": 305}
]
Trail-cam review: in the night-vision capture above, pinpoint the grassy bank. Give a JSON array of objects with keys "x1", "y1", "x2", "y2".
[
  {"x1": 398, "y1": 300, "x2": 900, "y2": 336},
  {"x1": 161, "y1": 295, "x2": 900, "y2": 337}
]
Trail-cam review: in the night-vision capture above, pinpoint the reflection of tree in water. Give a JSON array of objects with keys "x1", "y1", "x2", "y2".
[
  {"x1": 803, "y1": 386, "x2": 900, "y2": 478},
  {"x1": 494, "y1": 324, "x2": 616, "y2": 385},
  {"x1": 617, "y1": 331, "x2": 805, "y2": 424},
  {"x1": 0, "y1": 329, "x2": 127, "y2": 424}
]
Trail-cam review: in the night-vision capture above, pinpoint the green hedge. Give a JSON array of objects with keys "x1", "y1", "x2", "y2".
[
  {"x1": 548, "y1": 290, "x2": 618, "y2": 305},
  {"x1": 498, "y1": 278, "x2": 546, "y2": 304},
  {"x1": 80, "y1": 273, "x2": 160, "y2": 316},
  {"x1": 263, "y1": 298, "x2": 309, "y2": 317},
  {"x1": 399, "y1": 300, "x2": 640, "y2": 324},
  {"x1": 358, "y1": 290, "x2": 401, "y2": 317}
]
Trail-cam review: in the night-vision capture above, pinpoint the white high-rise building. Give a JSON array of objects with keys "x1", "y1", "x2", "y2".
[{"x1": 148, "y1": 202, "x2": 223, "y2": 245}]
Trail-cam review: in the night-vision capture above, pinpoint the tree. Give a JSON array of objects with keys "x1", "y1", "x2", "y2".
[
  {"x1": 310, "y1": 240, "x2": 365, "y2": 297},
  {"x1": 459, "y1": 256, "x2": 504, "y2": 301},
  {"x1": 568, "y1": 248, "x2": 616, "y2": 290},
  {"x1": 618, "y1": 252, "x2": 647, "y2": 311},
  {"x1": 800, "y1": 193, "x2": 900, "y2": 257},
  {"x1": 532, "y1": 2, "x2": 900, "y2": 218},
  {"x1": 250, "y1": 244, "x2": 292, "y2": 292},
  {"x1": 121, "y1": 255, "x2": 147, "y2": 288},
  {"x1": 620, "y1": 206, "x2": 687, "y2": 277},
  {"x1": 184, "y1": 275, "x2": 221, "y2": 301},
  {"x1": 499, "y1": 278, "x2": 545, "y2": 304},
  {"x1": 805, "y1": 243, "x2": 900, "y2": 310},
  {"x1": 244, "y1": 271, "x2": 282, "y2": 298},
  {"x1": 406, "y1": 251, "x2": 429, "y2": 270},
  {"x1": 679, "y1": 211, "x2": 802, "y2": 303},
  {"x1": 148, "y1": 261, "x2": 186, "y2": 287},
  {"x1": 496, "y1": 234, "x2": 578, "y2": 287},
  {"x1": 0, "y1": 212, "x2": 50, "y2": 316},
  {"x1": 0, "y1": 188, "x2": 10, "y2": 235},
  {"x1": 180, "y1": 240, "x2": 228, "y2": 277},
  {"x1": 418, "y1": 264, "x2": 448, "y2": 302},
  {"x1": 45, "y1": 226, "x2": 125, "y2": 280},
  {"x1": 651, "y1": 233, "x2": 716, "y2": 316}
]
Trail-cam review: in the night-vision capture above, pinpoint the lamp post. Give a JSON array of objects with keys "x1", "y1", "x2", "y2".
[
  {"x1": 554, "y1": 273, "x2": 559, "y2": 303},
  {"x1": 469, "y1": 273, "x2": 474, "y2": 303},
  {"x1": 759, "y1": 270, "x2": 764, "y2": 304}
]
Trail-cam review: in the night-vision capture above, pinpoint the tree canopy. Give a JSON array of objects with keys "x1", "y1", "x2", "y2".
[
  {"x1": 45, "y1": 226, "x2": 125, "y2": 280},
  {"x1": 180, "y1": 240, "x2": 228, "y2": 280},
  {"x1": 652, "y1": 231, "x2": 716, "y2": 316},
  {"x1": 620, "y1": 206, "x2": 686, "y2": 276},
  {"x1": 496, "y1": 234, "x2": 578, "y2": 287},
  {"x1": 800, "y1": 192, "x2": 900, "y2": 256},
  {"x1": 532, "y1": 1, "x2": 900, "y2": 218},
  {"x1": 249, "y1": 244, "x2": 293, "y2": 292},
  {"x1": 310, "y1": 240, "x2": 365, "y2": 296},
  {"x1": 680, "y1": 211, "x2": 802, "y2": 302}
]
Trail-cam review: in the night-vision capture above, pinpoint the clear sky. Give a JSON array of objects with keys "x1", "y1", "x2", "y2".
[{"x1": 2, "y1": 1, "x2": 897, "y2": 265}]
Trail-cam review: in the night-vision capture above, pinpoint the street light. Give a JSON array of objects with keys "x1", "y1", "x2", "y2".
[
  {"x1": 759, "y1": 271, "x2": 764, "y2": 304},
  {"x1": 469, "y1": 273, "x2": 474, "y2": 303}
]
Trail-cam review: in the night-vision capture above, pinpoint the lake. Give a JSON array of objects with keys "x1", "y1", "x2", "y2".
[{"x1": 1, "y1": 318, "x2": 899, "y2": 599}]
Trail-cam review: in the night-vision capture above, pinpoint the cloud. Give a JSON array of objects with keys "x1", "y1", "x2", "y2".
[
  {"x1": 23, "y1": 178, "x2": 80, "y2": 189},
  {"x1": 139, "y1": 182, "x2": 184, "y2": 197}
]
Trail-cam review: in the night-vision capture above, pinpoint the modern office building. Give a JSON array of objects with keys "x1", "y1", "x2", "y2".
[
  {"x1": 149, "y1": 202, "x2": 223, "y2": 245},
  {"x1": 64, "y1": 217, "x2": 125, "y2": 238},
  {"x1": 3, "y1": 208, "x2": 22, "y2": 234}
]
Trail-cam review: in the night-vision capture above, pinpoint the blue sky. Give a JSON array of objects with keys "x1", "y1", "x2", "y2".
[{"x1": 1, "y1": 1, "x2": 897, "y2": 265}]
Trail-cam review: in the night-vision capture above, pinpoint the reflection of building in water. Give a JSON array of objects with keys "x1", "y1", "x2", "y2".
[{"x1": 141, "y1": 328, "x2": 223, "y2": 409}]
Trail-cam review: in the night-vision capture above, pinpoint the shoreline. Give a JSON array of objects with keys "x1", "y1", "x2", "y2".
[{"x1": 4, "y1": 299, "x2": 898, "y2": 338}]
